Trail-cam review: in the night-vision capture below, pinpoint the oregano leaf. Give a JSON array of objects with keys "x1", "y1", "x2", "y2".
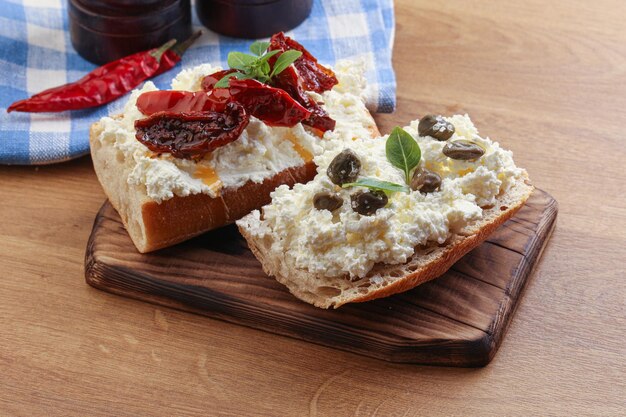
[
  {"x1": 227, "y1": 52, "x2": 257, "y2": 71},
  {"x1": 213, "y1": 72, "x2": 248, "y2": 88},
  {"x1": 257, "y1": 49, "x2": 280, "y2": 65},
  {"x1": 270, "y1": 50, "x2": 303, "y2": 78},
  {"x1": 249, "y1": 41, "x2": 270, "y2": 56}
]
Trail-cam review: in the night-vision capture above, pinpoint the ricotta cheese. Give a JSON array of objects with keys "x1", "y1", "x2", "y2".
[
  {"x1": 95, "y1": 61, "x2": 376, "y2": 203},
  {"x1": 238, "y1": 116, "x2": 526, "y2": 279}
]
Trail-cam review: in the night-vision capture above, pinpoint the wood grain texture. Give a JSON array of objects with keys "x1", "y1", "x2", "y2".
[
  {"x1": 85, "y1": 191, "x2": 557, "y2": 367},
  {"x1": 1, "y1": 0, "x2": 626, "y2": 415}
]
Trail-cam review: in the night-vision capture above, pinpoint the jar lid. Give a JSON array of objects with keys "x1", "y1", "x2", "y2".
[
  {"x1": 69, "y1": 0, "x2": 189, "y2": 35},
  {"x1": 74, "y1": 0, "x2": 176, "y2": 15},
  {"x1": 196, "y1": 0, "x2": 312, "y2": 39},
  {"x1": 209, "y1": 0, "x2": 288, "y2": 5},
  {"x1": 69, "y1": 0, "x2": 193, "y2": 64}
]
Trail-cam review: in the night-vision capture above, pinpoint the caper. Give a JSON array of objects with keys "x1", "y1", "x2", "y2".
[
  {"x1": 350, "y1": 190, "x2": 388, "y2": 216},
  {"x1": 418, "y1": 114, "x2": 455, "y2": 141},
  {"x1": 410, "y1": 168, "x2": 442, "y2": 193},
  {"x1": 327, "y1": 149, "x2": 361, "y2": 185},
  {"x1": 313, "y1": 192, "x2": 343, "y2": 212},
  {"x1": 442, "y1": 140, "x2": 485, "y2": 160}
]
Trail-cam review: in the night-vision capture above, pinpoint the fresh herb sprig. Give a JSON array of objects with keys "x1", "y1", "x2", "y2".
[
  {"x1": 340, "y1": 127, "x2": 421, "y2": 195},
  {"x1": 214, "y1": 41, "x2": 302, "y2": 88},
  {"x1": 386, "y1": 126, "x2": 422, "y2": 184},
  {"x1": 342, "y1": 178, "x2": 409, "y2": 195}
]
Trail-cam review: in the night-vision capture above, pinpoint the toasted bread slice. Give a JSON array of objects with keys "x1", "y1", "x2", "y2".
[
  {"x1": 237, "y1": 114, "x2": 534, "y2": 308},
  {"x1": 89, "y1": 59, "x2": 379, "y2": 253},
  {"x1": 238, "y1": 177, "x2": 533, "y2": 308},
  {"x1": 89, "y1": 120, "x2": 379, "y2": 253},
  {"x1": 90, "y1": 121, "x2": 314, "y2": 252}
]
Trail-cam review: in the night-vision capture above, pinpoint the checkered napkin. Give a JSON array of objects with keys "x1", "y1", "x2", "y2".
[{"x1": 0, "y1": 0, "x2": 395, "y2": 165}]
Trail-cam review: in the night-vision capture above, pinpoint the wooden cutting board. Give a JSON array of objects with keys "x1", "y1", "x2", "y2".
[{"x1": 85, "y1": 189, "x2": 557, "y2": 367}]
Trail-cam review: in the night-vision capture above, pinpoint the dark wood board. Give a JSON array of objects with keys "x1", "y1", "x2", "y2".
[{"x1": 84, "y1": 189, "x2": 557, "y2": 367}]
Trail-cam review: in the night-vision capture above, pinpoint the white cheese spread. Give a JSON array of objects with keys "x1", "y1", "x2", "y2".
[
  {"x1": 95, "y1": 61, "x2": 376, "y2": 203},
  {"x1": 238, "y1": 115, "x2": 526, "y2": 279}
]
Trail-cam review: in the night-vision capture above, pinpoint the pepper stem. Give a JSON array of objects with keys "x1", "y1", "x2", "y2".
[
  {"x1": 171, "y1": 31, "x2": 202, "y2": 57},
  {"x1": 150, "y1": 39, "x2": 178, "y2": 62}
]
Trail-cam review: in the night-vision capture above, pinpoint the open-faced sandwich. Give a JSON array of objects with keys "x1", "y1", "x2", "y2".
[
  {"x1": 90, "y1": 34, "x2": 379, "y2": 252},
  {"x1": 237, "y1": 115, "x2": 533, "y2": 308}
]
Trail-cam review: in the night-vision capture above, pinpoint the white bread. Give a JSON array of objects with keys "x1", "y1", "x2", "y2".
[
  {"x1": 89, "y1": 118, "x2": 379, "y2": 253},
  {"x1": 238, "y1": 177, "x2": 533, "y2": 308}
]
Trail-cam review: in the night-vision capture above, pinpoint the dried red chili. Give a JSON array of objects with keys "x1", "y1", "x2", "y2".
[
  {"x1": 134, "y1": 102, "x2": 249, "y2": 159},
  {"x1": 227, "y1": 78, "x2": 311, "y2": 127},
  {"x1": 7, "y1": 32, "x2": 201, "y2": 113},
  {"x1": 268, "y1": 32, "x2": 338, "y2": 93}
]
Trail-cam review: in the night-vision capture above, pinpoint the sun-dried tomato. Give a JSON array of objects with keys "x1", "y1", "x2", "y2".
[
  {"x1": 227, "y1": 78, "x2": 311, "y2": 127},
  {"x1": 268, "y1": 32, "x2": 338, "y2": 93},
  {"x1": 200, "y1": 69, "x2": 237, "y2": 91},
  {"x1": 134, "y1": 102, "x2": 249, "y2": 159},
  {"x1": 136, "y1": 90, "x2": 228, "y2": 115},
  {"x1": 140, "y1": 79, "x2": 310, "y2": 128},
  {"x1": 271, "y1": 66, "x2": 335, "y2": 132}
]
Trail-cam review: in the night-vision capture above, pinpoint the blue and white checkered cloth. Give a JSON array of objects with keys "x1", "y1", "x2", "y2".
[{"x1": 0, "y1": 0, "x2": 395, "y2": 165}]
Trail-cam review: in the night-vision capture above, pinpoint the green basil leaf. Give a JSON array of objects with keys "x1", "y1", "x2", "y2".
[
  {"x1": 342, "y1": 178, "x2": 409, "y2": 194},
  {"x1": 261, "y1": 60, "x2": 271, "y2": 75},
  {"x1": 227, "y1": 52, "x2": 257, "y2": 71},
  {"x1": 270, "y1": 50, "x2": 303, "y2": 78},
  {"x1": 249, "y1": 41, "x2": 270, "y2": 56},
  {"x1": 386, "y1": 126, "x2": 421, "y2": 184},
  {"x1": 213, "y1": 72, "x2": 248, "y2": 88},
  {"x1": 257, "y1": 49, "x2": 280, "y2": 65},
  {"x1": 253, "y1": 66, "x2": 270, "y2": 84},
  {"x1": 213, "y1": 73, "x2": 235, "y2": 89}
]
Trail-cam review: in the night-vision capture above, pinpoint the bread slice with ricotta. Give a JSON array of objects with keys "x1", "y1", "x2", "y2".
[
  {"x1": 90, "y1": 61, "x2": 379, "y2": 253},
  {"x1": 237, "y1": 115, "x2": 533, "y2": 308}
]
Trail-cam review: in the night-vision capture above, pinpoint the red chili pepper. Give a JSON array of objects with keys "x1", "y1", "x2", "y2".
[
  {"x1": 153, "y1": 31, "x2": 202, "y2": 77},
  {"x1": 7, "y1": 31, "x2": 201, "y2": 113}
]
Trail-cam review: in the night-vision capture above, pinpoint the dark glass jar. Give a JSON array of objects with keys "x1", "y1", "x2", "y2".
[
  {"x1": 196, "y1": 0, "x2": 313, "y2": 39},
  {"x1": 69, "y1": 0, "x2": 193, "y2": 65}
]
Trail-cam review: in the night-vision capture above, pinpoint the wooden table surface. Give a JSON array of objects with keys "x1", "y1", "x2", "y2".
[{"x1": 1, "y1": 0, "x2": 625, "y2": 415}]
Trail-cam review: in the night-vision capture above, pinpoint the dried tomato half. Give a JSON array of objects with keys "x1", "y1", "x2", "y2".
[
  {"x1": 269, "y1": 32, "x2": 338, "y2": 93},
  {"x1": 136, "y1": 90, "x2": 227, "y2": 115},
  {"x1": 227, "y1": 78, "x2": 311, "y2": 127},
  {"x1": 200, "y1": 69, "x2": 236, "y2": 91},
  {"x1": 134, "y1": 102, "x2": 249, "y2": 159},
  {"x1": 271, "y1": 66, "x2": 335, "y2": 132}
]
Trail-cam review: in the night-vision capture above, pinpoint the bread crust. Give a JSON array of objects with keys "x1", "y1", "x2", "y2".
[
  {"x1": 139, "y1": 163, "x2": 318, "y2": 252},
  {"x1": 90, "y1": 115, "x2": 379, "y2": 253},
  {"x1": 238, "y1": 176, "x2": 534, "y2": 308},
  {"x1": 90, "y1": 122, "x2": 319, "y2": 252},
  {"x1": 348, "y1": 182, "x2": 533, "y2": 304}
]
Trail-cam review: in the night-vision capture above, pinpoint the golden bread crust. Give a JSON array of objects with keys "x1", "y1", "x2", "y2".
[{"x1": 90, "y1": 113, "x2": 377, "y2": 253}]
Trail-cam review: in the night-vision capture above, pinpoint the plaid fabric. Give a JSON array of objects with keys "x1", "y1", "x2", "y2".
[{"x1": 0, "y1": 0, "x2": 396, "y2": 165}]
